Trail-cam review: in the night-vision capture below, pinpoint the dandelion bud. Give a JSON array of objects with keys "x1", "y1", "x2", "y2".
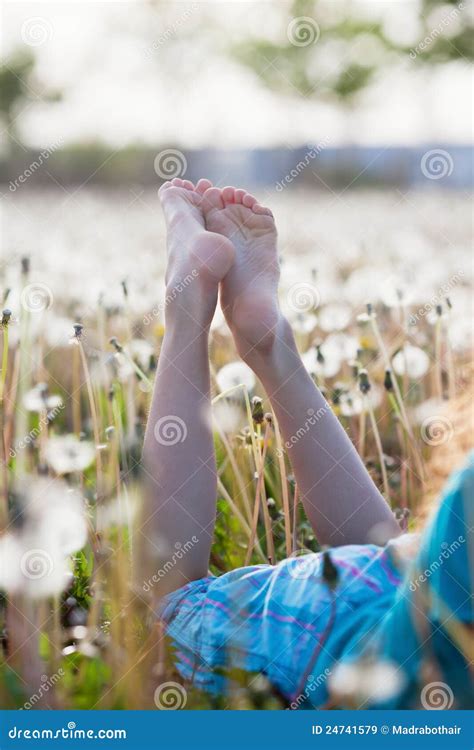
[
  {"x1": 366, "y1": 302, "x2": 373, "y2": 317},
  {"x1": 121, "y1": 280, "x2": 128, "y2": 298},
  {"x1": 348, "y1": 359, "x2": 359, "y2": 379},
  {"x1": 356, "y1": 313, "x2": 370, "y2": 326},
  {"x1": 251, "y1": 396, "x2": 264, "y2": 425},
  {"x1": 384, "y1": 368, "x2": 394, "y2": 392},
  {"x1": 332, "y1": 383, "x2": 346, "y2": 406},
  {"x1": 2, "y1": 308, "x2": 12, "y2": 327},
  {"x1": 264, "y1": 412, "x2": 273, "y2": 425},
  {"x1": 322, "y1": 550, "x2": 339, "y2": 591},
  {"x1": 109, "y1": 336, "x2": 123, "y2": 353},
  {"x1": 435, "y1": 304, "x2": 443, "y2": 317},
  {"x1": 73, "y1": 323, "x2": 83, "y2": 338},
  {"x1": 37, "y1": 382, "x2": 49, "y2": 400},
  {"x1": 358, "y1": 368, "x2": 371, "y2": 394},
  {"x1": 445, "y1": 296, "x2": 452, "y2": 310},
  {"x1": 21, "y1": 256, "x2": 30, "y2": 276},
  {"x1": 315, "y1": 344, "x2": 324, "y2": 364}
]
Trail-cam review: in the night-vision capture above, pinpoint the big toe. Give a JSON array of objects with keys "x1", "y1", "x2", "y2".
[{"x1": 202, "y1": 187, "x2": 225, "y2": 213}]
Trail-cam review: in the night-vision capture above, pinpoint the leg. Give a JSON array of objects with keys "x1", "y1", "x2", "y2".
[
  {"x1": 203, "y1": 186, "x2": 400, "y2": 547},
  {"x1": 142, "y1": 179, "x2": 234, "y2": 594}
]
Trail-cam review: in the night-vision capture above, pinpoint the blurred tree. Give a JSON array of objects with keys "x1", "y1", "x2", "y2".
[
  {"x1": 0, "y1": 52, "x2": 61, "y2": 150},
  {"x1": 232, "y1": 0, "x2": 473, "y2": 106},
  {"x1": 0, "y1": 54, "x2": 34, "y2": 133}
]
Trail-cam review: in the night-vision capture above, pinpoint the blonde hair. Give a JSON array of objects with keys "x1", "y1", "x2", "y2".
[{"x1": 422, "y1": 367, "x2": 473, "y2": 521}]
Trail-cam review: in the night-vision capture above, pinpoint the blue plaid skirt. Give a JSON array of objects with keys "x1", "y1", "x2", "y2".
[{"x1": 157, "y1": 453, "x2": 473, "y2": 708}]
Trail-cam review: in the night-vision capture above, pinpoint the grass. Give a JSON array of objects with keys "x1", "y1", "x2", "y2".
[{"x1": 0, "y1": 259, "x2": 470, "y2": 710}]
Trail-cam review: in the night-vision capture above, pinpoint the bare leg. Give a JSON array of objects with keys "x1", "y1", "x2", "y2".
[
  {"x1": 203, "y1": 186, "x2": 401, "y2": 547},
  {"x1": 143, "y1": 178, "x2": 234, "y2": 594}
]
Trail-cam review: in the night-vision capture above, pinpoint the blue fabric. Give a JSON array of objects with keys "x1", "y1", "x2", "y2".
[
  {"x1": 158, "y1": 454, "x2": 473, "y2": 708},
  {"x1": 362, "y1": 452, "x2": 474, "y2": 709},
  {"x1": 157, "y1": 543, "x2": 403, "y2": 704}
]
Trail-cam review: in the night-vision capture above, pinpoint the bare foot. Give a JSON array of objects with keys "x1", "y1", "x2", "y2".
[
  {"x1": 202, "y1": 186, "x2": 280, "y2": 358},
  {"x1": 159, "y1": 178, "x2": 235, "y2": 327}
]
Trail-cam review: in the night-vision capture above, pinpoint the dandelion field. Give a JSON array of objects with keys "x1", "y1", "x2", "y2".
[{"x1": 0, "y1": 186, "x2": 472, "y2": 710}]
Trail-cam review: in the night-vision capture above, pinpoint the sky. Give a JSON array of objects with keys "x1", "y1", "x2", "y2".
[{"x1": 1, "y1": 0, "x2": 473, "y2": 149}]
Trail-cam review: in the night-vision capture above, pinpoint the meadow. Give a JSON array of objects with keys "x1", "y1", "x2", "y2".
[{"x1": 0, "y1": 185, "x2": 472, "y2": 710}]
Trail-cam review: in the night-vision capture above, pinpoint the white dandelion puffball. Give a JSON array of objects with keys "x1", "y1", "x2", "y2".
[
  {"x1": 339, "y1": 387, "x2": 382, "y2": 417},
  {"x1": 329, "y1": 659, "x2": 405, "y2": 704},
  {"x1": 413, "y1": 397, "x2": 445, "y2": 425},
  {"x1": 45, "y1": 436, "x2": 95, "y2": 474},
  {"x1": 215, "y1": 361, "x2": 256, "y2": 394},
  {"x1": 318, "y1": 304, "x2": 352, "y2": 332},
  {"x1": 96, "y1": 493, "x2": 137, "y2": 533},
  {"x1": 289, "y1": 312, "x2": 318, "y2": 334},
  {"x1": 212, "y1": 400, "x2": 243, "y2": 434},
  {"x1": 0, "y1": 534, "x2": 24, "y2": 593},
  {"x1": 5, "y1": 480, "x2": 88, "y2": 598},
  {"x1": 301, "y1": 347, "x2": 341, "y2": 379},
  {"x1": 129, "y1": 338, "x2": 154, "y2": 368},
  {"x1": 23, "y1": 384, "x2": 63, "y2": 413},
  {"x1": 19, "y1": 480, "x2": 88, "y2": 557},
  {"x1": 323, "y1": 333, "x2": 359, "y2": 362},
  {"x1": 392, "y1": 344, "x2": 430, "y2": 379}
]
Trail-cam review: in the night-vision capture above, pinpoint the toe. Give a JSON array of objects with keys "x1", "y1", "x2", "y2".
[
  {"x1": 253, "y1": 204, "x2": 273, "y2": 216},
  {"x1": 242, "y1": 193, "x2": 257, "y2": 208},
  {"x1": 158, "y1": 181, "x2": 173, "y2": 193},
  {"x1": 171, "y1": 178, "x2": 184, "y2": 187},
  {"x1": 196, "y1": 178, "x2": 213, "y2": 195},
  {"x1": 234, "y1": 189, "x2": 246, "y2": 204},
  {"x1": 182, "y1": 179, "x2": 195, "y2": 190},
  {"x1": 202, "y1": 187, "x2": 225, "y2": 211},
  {"x1": 222, "y1": 186, "x2": 235, "y2": 204}
]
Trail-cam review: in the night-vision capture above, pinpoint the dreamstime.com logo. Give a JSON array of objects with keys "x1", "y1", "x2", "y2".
[
  {"x1": 408, "y1": 269, "x2": 464, "y2": 325},
  {"x1": 409, "y1": 2, "x2": 465, "y2": 59},
  {"x1": 143, "y1": 537, "x2": 199, "y2": 592},
  {"x1": 287, "y1": 669, "x2": 332, "y2": 710},
  {"x1": 21, "y1": 17, "x2": 54, "y2": 46},
  {"x1": 408, "y1": 535, "x2": 465, "y2": 591},
  {"x1": 276, "y1": 404, "x2": 330, "y2": 457},
  {"x1": 143, "y1": 269, "x2": 198, "y2": 325},
  {"x1": 9, "y1": 139, "x2": 64, "y2": 192},
  {"x1": 287, "y1": 16, "x2": 320, "y2": 47},
  {"x1": 21, "y1": 669, "x2": 65, "y2": 710},
  {"x1": 420, "y1": 681, "x2": 454, "y2": 710},
  {"x1": 20, "y1": 282, "x2": 54, "y2": 312},
  {"x1": 20, "y1": 549, "x2": 54, "y2": 580},
  {"x1": 144, "y1": 3, "x2": 199, "y2": 57},
  {"x1": 10, "y1": 402, "x2": 65, "y2": 459},
  {"x1": 154, "y1": 415, "x2": 188, "y2": 445},
  {"x1": 420, "y1": 149, "x2": 454, "y2": 180},
  {"x1": 154, "y1": 681, "x2": 187, "y2": 710},
  {"x1": 286, "y1": 282, "x2": 320, "y2": 314},
  {"x1": 8, "y1": 722, "x2": 127, "y2": 740},
  {"x1": 420, "y1": 416, "x2": 454, "y2": 446},
  {"x1": 154, "y1": 149, "x2": 187, "y2": 179}
]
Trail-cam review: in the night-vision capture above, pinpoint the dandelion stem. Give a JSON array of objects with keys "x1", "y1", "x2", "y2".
[
  {"x1": 292, "y1": 483, "x2": 299, "y2": 554},
  {"x1": 245, "y1": 421, "x2": 273, "y2": 565},
  {"x1": 78, "y1": 341, "x2": 103, "y2": 490},
  {"x1": 365, "y1": 395, "x2": 391, "y2": 504},
  {"x1": 272, "y1": 412, "x2": 292, "y2": 557},
  {"x1": 434, "y1": 317, "x2": 443, "y2": 400},
  {"x1": 0, "y1": 323, "x2": 8, "y2": 404}
]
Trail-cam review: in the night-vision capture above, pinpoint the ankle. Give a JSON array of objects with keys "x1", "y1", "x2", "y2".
[{"x1": 234, "y1": 312, "x2": 293, "y2": 366}]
